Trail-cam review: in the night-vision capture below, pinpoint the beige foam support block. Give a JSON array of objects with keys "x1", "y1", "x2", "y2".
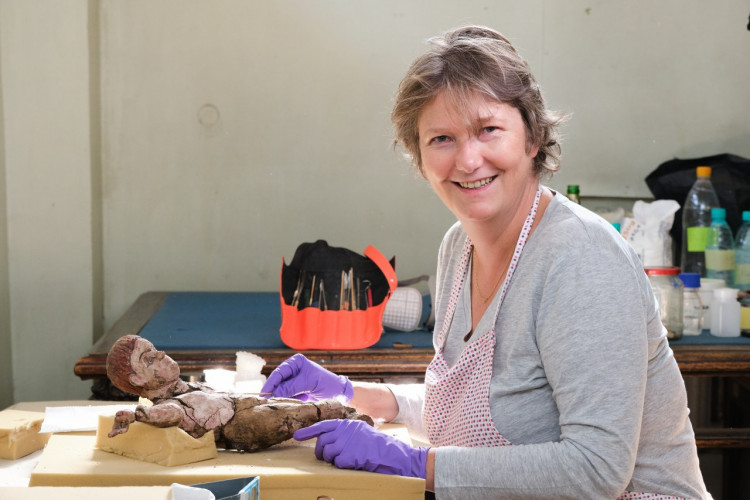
[
  {"x1": 0, "y1": 486, "x2": 172, "y2": 500},
  {"x1": 0, "y1": 409, "x2": 51, "y2": 460},
  {"x1": 30, "y1": 424, "x2": 424, "y2": 500},
  {"x1": 95, "y1": 415, "x2": 217, "y2": 467}
]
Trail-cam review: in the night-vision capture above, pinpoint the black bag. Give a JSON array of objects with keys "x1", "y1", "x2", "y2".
[{"x1": 645, "y1": 153, "x2": 750, "y2": 266}]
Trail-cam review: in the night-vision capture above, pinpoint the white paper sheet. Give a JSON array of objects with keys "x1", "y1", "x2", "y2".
[{"x1": 40, "y1": 404, "x2": 136, "y2": 433}]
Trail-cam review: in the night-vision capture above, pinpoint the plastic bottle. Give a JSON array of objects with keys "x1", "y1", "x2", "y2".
[
  {"x1": 699, "y1": 278, "x2": 725, "y2": 330},
  {"x1": 734, "y1": 211, "x2": 750, "y2": 290},
  {"x1": 741, "y1": 300, "x2": 750, "y2": 334},
  {"x1": 681, "y1": 166, "x2": 720, "y2": 276},
  {"x1": 705, "y1": 208, "x2": 735, "y2": 286},
  {"x1": 710, "y1": 287, "x2": 740, "y2": 337},
  {"x1": 566, "y1": 185, "x2": 580, "y2": 204},
  {"x1": 679, "y1": 273, "x2": 703, "y2": 335}
]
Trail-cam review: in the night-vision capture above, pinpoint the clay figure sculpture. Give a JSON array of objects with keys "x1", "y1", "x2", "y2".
[{"x1": 105, "y1": 335, "x2": 373, "y2": 452}]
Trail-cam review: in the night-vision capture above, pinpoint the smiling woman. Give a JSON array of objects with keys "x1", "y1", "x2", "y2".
[{"x1": 259, "y1": 26, "x2": 712, "y2": 499}]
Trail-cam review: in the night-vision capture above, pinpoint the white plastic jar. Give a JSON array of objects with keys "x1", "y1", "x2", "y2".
[
  {"x1": 710, "y1": 288, "x2": 740, "y2": 337},
  {"x1": 699, "y1": 278, "x2": 726, "y2": 330}
]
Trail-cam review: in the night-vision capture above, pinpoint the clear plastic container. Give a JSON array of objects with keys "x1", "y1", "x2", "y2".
[
  {"x1": 709, "y1": 287, "x2": 740, "y2": 337},
  {"x1": 645, "y1": 266, "x2": 684, "y2": 340},
  {"x1": 681, "y1": 166, "x2": 719, "y2": 276},
  {"x1": 679, "y1": 273, "x2": 703, "y2": 335},
  {"x1": 705, "y1": 207, "x2": 735, "y2": 286}
]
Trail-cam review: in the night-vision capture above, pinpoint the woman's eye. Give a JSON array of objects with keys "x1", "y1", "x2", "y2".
[
  {"x1": 430, "y1": 135, "x2": 450, "y2": 144},
  {"x1": 482, "y1": 126, "x2": 498, "y2": 134}
]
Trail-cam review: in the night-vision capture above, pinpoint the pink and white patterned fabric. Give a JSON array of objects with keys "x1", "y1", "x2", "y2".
[
  {"x1": 424, "y1": 326, "x2": 509, "y2": 446},
  {"x1": 424, "y1": 185, "x2": 541, "y2": 446},
  {"x1": 422, "y1": 185, "x2": 683, "y2": 499}
]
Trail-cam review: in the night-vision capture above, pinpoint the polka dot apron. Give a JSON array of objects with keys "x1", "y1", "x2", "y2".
[
  {"x1": 423, "y1": 185, "x2": 541, "y2": 448},
  {"x1": 422, "y1": 185, "x2": 683, "y2": 500}
]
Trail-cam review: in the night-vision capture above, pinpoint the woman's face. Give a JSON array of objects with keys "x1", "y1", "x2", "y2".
[
  {"x1": 417, "y1": 91, "x2": 539, "y2": 224},
  {"x1": 129, "y1": 338, "x2": 181, "y2": 390}
]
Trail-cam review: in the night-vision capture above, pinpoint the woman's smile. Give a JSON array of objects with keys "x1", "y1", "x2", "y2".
[{"x1": 456, "y1": 175, "x2": 498, "y2": 190}]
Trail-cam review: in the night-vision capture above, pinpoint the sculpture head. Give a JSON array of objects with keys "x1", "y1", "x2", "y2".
[{"x1": 106, "y1": 335, "x2": 181, "y2": 396}]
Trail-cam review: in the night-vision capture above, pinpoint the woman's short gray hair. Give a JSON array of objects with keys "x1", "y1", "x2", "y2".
[{"x1": 391, "y1": 26, "x2": 566, "y2": 179}]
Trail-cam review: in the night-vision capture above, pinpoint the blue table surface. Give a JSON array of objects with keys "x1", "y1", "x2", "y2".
[
  {"x1": 138, "y1": 292, "x2": 750, "y2": 351},
  {"x1": 139, "y1": 292, "x2": 435, "y2": 350}
]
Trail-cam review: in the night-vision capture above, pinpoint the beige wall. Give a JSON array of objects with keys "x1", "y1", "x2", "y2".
[
  {"x1": 0, "y1": 0, "x2": 96, "y2": 404},
  {"x1": 0, "y1": 9, "x2": 10, "y2": 408},
  {"x1": 1, "y1": 0, "x2": 749, "y2": 404}
]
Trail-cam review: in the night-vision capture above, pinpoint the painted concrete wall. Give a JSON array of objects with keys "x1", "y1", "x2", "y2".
[
  {"x1": 0, "y1": 5, "x2": 10, "y2": 409},
  {"x1": 0, "y1": 0, "x2": 748, "y2": 403},
  {"x1": 0, "y1": 0, "x2": 95, "y2": 403},
  {"x1": 99, "y1": 0, "x2": 750, "y2": 334}
]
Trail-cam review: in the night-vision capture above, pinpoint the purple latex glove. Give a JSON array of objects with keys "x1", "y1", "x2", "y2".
[
  {"x1": 294, "y1": 419, "x2": 429, "y2": 479},
  {"x1": 261, "y1": 353, "x2": 354, "y2": 402}
]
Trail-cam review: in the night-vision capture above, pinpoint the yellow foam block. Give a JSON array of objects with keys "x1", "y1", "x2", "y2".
[
  {"x1": 95, "y1": 415, "x2": 217, "y2": 467},
  {"x1": 0, "y1": 409, "x2": 51, "y2": 460},
  {"x1": 0, "y1": 486, "x2": 172, "y2": 500},
  {"x1": 30, "y1": 424, "x2": 424, "y2": 500}
]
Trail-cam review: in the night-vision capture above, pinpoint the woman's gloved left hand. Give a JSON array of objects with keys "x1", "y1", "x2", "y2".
[
  {"x1": 261, "y1": 353, "x2": 354, "y2": 402},
  {"x1": 293, "y1": 419, "x2": 429, "y2": 479}
]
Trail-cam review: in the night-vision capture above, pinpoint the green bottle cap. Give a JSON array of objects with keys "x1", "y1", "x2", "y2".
[{"x1": 711, "y1": 207, "x2": 726, "y2": 220}]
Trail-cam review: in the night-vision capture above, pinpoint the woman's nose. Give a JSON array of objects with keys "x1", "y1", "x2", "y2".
[{"x1": 455, "y1": 138, "x2": 483, "y2": 173}]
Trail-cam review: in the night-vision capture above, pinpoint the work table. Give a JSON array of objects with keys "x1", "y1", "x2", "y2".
[
  {"x1": 75, "y1": 291, "x2": 436, "y2": 391},
  {"x1": 1, "y1": 400, "x2": 424, "y2": 498},
  {"x1": 74, "y1": 291, "x2": 750, "y2": 452}
]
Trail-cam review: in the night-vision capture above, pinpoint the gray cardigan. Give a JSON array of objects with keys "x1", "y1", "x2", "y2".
[{"x1": 389, "y1": 192, "x2": 709, "y2": 499}]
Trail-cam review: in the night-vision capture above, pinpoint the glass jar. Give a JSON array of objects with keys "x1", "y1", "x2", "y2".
[
  {"x1": 645, "y1": 266, "x2": 684, "y2": 340},
  {"x1": 678, "y1": 272, "x2": 703, "y2": 336}
]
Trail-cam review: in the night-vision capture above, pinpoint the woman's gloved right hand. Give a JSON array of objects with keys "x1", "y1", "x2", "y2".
[{"x1": 261, "y1": 353, "x2": 354, "y2": 403}]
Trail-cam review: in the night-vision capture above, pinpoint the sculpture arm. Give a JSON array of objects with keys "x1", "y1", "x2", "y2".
[
  {"x1": 107, "y1": 402, "x2": 185, "y2": 438},
  {"x1": 134, "y1": 402, "x2": 184, "y2": 428}
]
